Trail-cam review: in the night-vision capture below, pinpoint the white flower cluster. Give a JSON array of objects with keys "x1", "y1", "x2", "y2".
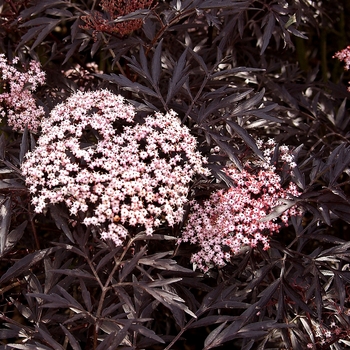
[{"x1": 22, "y1": 89, "x2": 209, "y2": 245}]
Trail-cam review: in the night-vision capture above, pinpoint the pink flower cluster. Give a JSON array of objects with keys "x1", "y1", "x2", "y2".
[
  {"x1": 21, "y1": 89, "x2": 209, "y2": 246},
  {"x1": 334, "y1": 46, "x2": 350, "y2": 91},
  {"x1": 0, "y1": 54, "x2": 45, "y2": 132},
  {"x1": 179, "y1": 139, "x2": 301, "y2": 272},
  {"x1": 334, "y1": 46, "x2": 350, "y2": 71}
]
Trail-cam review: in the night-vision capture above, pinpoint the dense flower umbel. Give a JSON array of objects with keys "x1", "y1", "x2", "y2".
[
  {"x1": 179, "y1": 139, "x2": 301, "y2": 272},
  {"x1": 334, "y1": 46, "x2": 350, "y2": 91},
  {"x1": 0, "y1": 54, "x2": 45, "y2": 132},
  {"x1": 22, "y1": 89, "x2": 209, "y2": 245}
]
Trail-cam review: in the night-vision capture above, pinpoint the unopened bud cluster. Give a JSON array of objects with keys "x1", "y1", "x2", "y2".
[{"x1": 81, "y1": 0, "x2": 153, "y2": 37}]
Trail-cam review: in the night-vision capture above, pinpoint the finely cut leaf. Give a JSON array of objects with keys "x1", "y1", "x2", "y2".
[
  {"x1": 204, "y1": 322, "x2": 227, "y2": 349},
  {"x1": 0, "y1": 247, "x2": 61, "y2": 284},
  {"x1": 151, "y1": 39, "x2": 163, "y2": 85},
  {"x1": 226, "y1": 120, "x2": 264, "y2": 159},
  {"x1": 0, "y1": 197, "x2": 11, "y2": 255},
  {"x1": 19, "y1": 126, "x2": 29, "y2": 164},
  {"x1": 59, "y1": 324, "x2": 82, "y2": 350},
  {"x1": 260, "y1": 13, "x2": 275, "y2": 54},
  {"x1": 119, "y1": 246, "x2": 147, "y2": 282},
  {"x1": 49, "y1": 205, "x2": 74, "y2": 243},
  {"x1": 166, "y1": 48, "x2": 189, "y2": 104}
]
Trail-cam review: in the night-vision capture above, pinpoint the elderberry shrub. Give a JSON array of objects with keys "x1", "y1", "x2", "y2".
[{"x1": 0, "y1": 1, "x2": 350, "y2": 349}]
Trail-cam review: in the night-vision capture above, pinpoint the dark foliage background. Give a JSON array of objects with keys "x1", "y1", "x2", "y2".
[{"x1": 1, "y1": 0, "x2": 350, "y2": 349}]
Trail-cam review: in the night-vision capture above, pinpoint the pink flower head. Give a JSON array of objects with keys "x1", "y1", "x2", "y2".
[
  {"x1": 334, "y1": 46, "x2": 350, "y2": 91},
  {"x1": 334, "y1": 46, "x2": 350, "y2": 71},
  {"x1": 180, "y1": 139, "x2": 302, "y2": 272},
  {"x1": 22, "y1": 89, "x2": 209, "y2": 245},
  {"x1": 0, "y1": 54, "x2": 45, "y2": 132}
]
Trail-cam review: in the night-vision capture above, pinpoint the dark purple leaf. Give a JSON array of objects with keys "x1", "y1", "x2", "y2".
[
  {"x1": 36, "y1": 325, "x2": 65, "y2": 350},
  {"x1": 18, "y1": 0, "x2": 67, "y2": 19},
  {"x1": 101, "y1": 302, "x2": 123, "y2": 318},
  {"x1": 45, "y1": 8, "x2": 73, "y2": 17},
  {"x1": 135, "y1": 46, "x2": 152, "y2": 81},
  {"x1": 91, "y1": 38, "x2": 102, "y2": 57},
  {"x1": 130, "y1": 324, "x2": 165, "y2": 344},
  {"x1": 166, "y1": 48, "x2": 189, "y2": 104},
  {"x1": 283, "y1": 281, "x2": 316, "y2": 317},
  {"x1": 189, "y1": 315, "x2": 237, "y2": 329},
  {"x1": 260, "y1": 199, "x2": 297, "y2": 222},
  {"x1": 55, "y1": 285, "x2": 86, "y2": 312},
  {"x1": 133, "y1": 233, "x2": 177, "y2": 241},
  {"x1": 0, "y1": 178, "x2": 27, "y2": 190},
  {"x1": 208, "y1": 132, "x2": 242, "y2": 169},
  {"x1": 96, "y1": 247, "x2": 122, "y2": 272},
  {"x1": 151, "y1": 39, "x2": 163, "y2": 85},
  {"x1": 0, "y1": 247, "x2": 61, "y2": 284},
  {"x1": 19, "y1": 17, "x2": 59, "y2": 27},
  {"x1": 96, "y1": 321, "x2": 132, "y2": 350},
  {"x1": 101, "y1": 73, "x2": 158, "y2": 98},
  {"x1": 147, "y1": 277, "x2": 182, "y2": 288},
  {"x1": 59, "y1": 324, "x2": 81, "y2": 350},
  {"x1": 113, "y1": 286, "x2": 136, "y2": 315},
  {"x1": 335, "y1": 98, "x2": 348, "y2": 130},
  {"x1": 199, "y1": 1, "x2": 249, "y2": 10},
  {"x1": 19, "y1": 126, "x2": 29, "y2": 164},
  {"x1": 199, "y1": 89, "x2": 254, "y2": 124},
  {"x1": 27, "y1": 292, "x2": 72, "y2": 308},
  {"x1": 256, "y1": 278, "x2": 281, "y2": 309},
  {"x1": 9, "y1": 298, "x2": 34, "y2": 322},
  {"x1": 260, "y1": 13, "x2": 275, "y2": 54},
  {"x1": 208, "y1": 164, "x2": 236, "y2": 186},
  {"x1": 230, "y1": 89, "x2": 265, "y2": 115},
  {"x1": 188, "y1": 47, "x2": 209, "y2": 75},
  {"x1": 197, "y1": 283, "x2": 226, "y2": 314},
  {"x1": 50, "y1": 268, "x2": 95, "y2": 280},
  {"x1": 0, "y1": 197, "x2": 11, "y2": 255},
  {"x1": 317, "y1": 203, "x2": 331, "y2": 226},
  {"x1": 79, "y1": 279, "x2": 92, "y2": 312},
  {"x1": 226, "y1": 120, "x2": 264, "y2": 159},
  {"x1": 32, "y1": 19, "x2": 61, "y2": 50},
  {"x1": 49, "y1": 204, "x2": 74, "y2": 243},
  {"x1": 203, "y1": 321, "x2": 227, "y2": 349},
  {"x1": 25, "y1": 272, "x2": 43, "y2": 294},
  {"x1": 51, "y1": 242, "x2": 87, "y2": 259},
  {"x1": 211, "y1": 67, "x2": 262, "y2": 79},
  {"x1": 63, "y1": 39, "x2": 84, "y2": 65},
  {"x1": 210, "y1": 301, "x2": 250, "y2": 310},
  {"x1": 4, "y1": 343, "x2": 53, "y2": 350},
  {"x1": 334, "y1": 272, "x2": 345, "y2": 310},
  {"x1": 119, "y1": 246, "x2": 147, "y2": 282},
  {"x1": 110, "y1": 8, "x2": 151, "y2": 23},
  {"x1": 287, "y1": 26, "x2": 308, "y2": 40},
  {"x1": 141, "y1": 284, "x2": 196, "y2": 318},
  {"x1": 0, "y1": 327, "x2": 22, "y2": 340},
  {"x1": 139, "y1": 256, "x2": 194, "y2": 273}
]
